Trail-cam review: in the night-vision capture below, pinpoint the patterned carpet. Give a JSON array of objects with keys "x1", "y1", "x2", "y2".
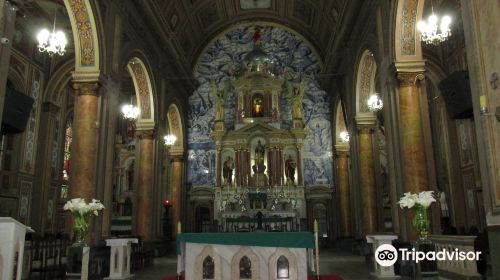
[{"x1": 163, "y1": 275, "x2": 343, "y2": 280}]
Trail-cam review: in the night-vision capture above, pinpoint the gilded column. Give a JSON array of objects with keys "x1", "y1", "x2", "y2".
[
  {"x1": 170, "y1": 155, "x2": 184, "y2": 240},
  {"x1": 71, "y1": 81, "x2": 100, "y2": 201},
  {"x1": 397, "y1": 72, "x2": 429, "y2": 193},
  {"x1": 136, "y1": 129, "x2": 154, "y2": 240},
  {"x1": 356, "y1": 115, "x2": 378, "y2": 234},
  {"x1": 335, "y1": 144, "x2": 351, "y2": 237}
]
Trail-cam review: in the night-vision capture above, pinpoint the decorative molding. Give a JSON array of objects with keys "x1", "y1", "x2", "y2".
[
  {"x1": 400, "y1": 0, "x2": 418, "y2": 56},
  {"x1": 64, "y1": 0, "x2": 99, "y2": 69},
  {"x1": 127, "y1": 59, "x2": 155, "y2": 121},
  {"x1": 230, "y1": 247, "x2": 260, "y2": 280},
  {"x1": 136, "y1": 129, "x2": 155, "y2": 140}
]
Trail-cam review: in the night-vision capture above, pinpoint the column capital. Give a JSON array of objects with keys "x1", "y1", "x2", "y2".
[
  {"x1": 42, "y1": 102, "x2": 60, "y2": 114},
  {"x1": 355, "y1": 113, "x2": 377, "y2": 133},
  {"x1": 72, "y1": 81, "x2": 100, "y2": 96},
  {"x1": 334, "y1": 144, "x2": 350, "y2": 156},
  {"x1": 136, "y1": 129, "x2": 154, "y2": 140},
  {"x1": 170, "y1": 155, "x2": 184, "y2": 162},
  {"x1": 396, "y1": 72, "x2": 425, "y2": 86}
]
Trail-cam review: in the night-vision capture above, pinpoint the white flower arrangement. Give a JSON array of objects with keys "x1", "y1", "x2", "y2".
[
  {"x1": 63, "y1": 198, "x2": 105, "y2": 216},
  {"x1": 398, "y1": 191, "x2": 436, "y2": 209}
]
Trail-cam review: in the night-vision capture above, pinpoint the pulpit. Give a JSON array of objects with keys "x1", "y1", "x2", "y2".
[
  {"x1": 104, "y1": 238, "x2": 138, "y2": 279},
  {"x1": 177, "y1": 232, "x2": 314, "y2": 280},
  {"x1": 0, "y1": 217, "x2": 33, "y2": 280}
]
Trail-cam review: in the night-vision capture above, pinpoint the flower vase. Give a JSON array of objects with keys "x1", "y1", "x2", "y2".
[
  {"x1": 412, "y1": 204, "x2": 430, "y2": 241},
  {"x1": 72, "y1": 214, "x2": 89, "y2": 247}
]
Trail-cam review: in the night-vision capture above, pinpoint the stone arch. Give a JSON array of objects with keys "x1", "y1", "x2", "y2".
[
  {"x1": 62, "y1": 0, "x2": 100, "y2": 72},
  {"x1": 268, "y1": 248, "x2": 298, "y2": 280},
  {"x1": 167, "y1": 103, "x2": 185, "y2": 156},
  {"x1": 355, "y1": 49, "x2": 378, "y2": 114},
  {"x1": 394, "y1": 0, "x2": 425, "y2": 61},
  {"x1": 126, "y1": 57, "x2": 156, "y2": 126},
  {"x1": 193, "y1": 245, "x2": 222, "y2": 280},
  {"x1": 230, "y1": 247, "x2": 260, "y2": 280},
  {"x1": 44, "y1": 58, "x2": 75, "y2": 106}
]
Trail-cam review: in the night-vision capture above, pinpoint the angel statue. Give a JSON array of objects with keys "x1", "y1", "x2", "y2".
[
  {"x1": 211, "y1": 80, "x2": 230, "y2": 121},
  {"x1": 287, "y1": 78, "x2": 308, "y2": 120}
]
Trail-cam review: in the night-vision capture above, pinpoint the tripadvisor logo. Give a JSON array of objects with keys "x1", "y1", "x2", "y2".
[{"x1": 374, "y1": 244, "x2": 482, "y2": 267}]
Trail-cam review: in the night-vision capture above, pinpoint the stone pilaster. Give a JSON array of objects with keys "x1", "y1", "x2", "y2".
[
  {"x1": 356, "y1": 114, "x2": 378, "y2": 234},
  {"x1": 0, "y1": 1, "x2": 18, "y2": 127},
  {"x1": 335, "y1": 144, "x2": 351, "y2": 237},
  {"x1": 296, "y1": 144, "x2": 303, "y2": 186},
  {"x1": 136, "y1": 129, "x2": 154, "y2": 240}
]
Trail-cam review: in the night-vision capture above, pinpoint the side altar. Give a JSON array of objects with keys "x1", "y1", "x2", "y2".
[{"x1": 210, "y1": 44, "x2": 308, "y2": 231}]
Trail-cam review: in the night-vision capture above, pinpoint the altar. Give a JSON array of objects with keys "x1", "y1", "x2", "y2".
[
  {"x1": 210, "y1": 41, "x2": 309, "y2": 229},
  {"x1": 176, "y1": 232, "x2": 314, "y2": 280}
]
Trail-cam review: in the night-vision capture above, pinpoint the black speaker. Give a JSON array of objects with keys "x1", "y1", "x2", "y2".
[
  {"x1": 1, "y1": 86, "x2": 34, "y2": 134},
  {"x1": 438, "y1": 70, "x2": 473, "y2": 119}
]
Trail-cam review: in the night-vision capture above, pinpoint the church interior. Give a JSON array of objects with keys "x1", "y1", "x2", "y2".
[{"x1": 0, "y1": 0, "x2": 499, "y2": 279}]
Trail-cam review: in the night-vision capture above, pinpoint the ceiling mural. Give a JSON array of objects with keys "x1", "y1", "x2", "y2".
[{"x1": 188, "y1": 23, "x2": 333, "y2": 188}]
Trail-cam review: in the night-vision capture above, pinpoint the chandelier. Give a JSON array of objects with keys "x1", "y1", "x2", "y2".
[
  {"x1": 367, "y1": 94, "x2": 383, "y2": 111},
  {"x1": 121, "y1": 104, "x2": 140, "y2": 121},
  {"x1": 339, "y1": 131, "x2": 350, "y2": 143},
  {"x1": 37, "y1": 10, "x2": 67, "y2": 56},
  {"x1": 163, "y1": 134, "x2": 177, "y2": 146},
  {"x1": 417, "y1": 2, "x2": 452, "y2": 45}
]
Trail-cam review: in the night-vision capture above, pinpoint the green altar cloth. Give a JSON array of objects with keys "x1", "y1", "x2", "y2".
[{"x1": 176, "y1": 232, "x2": 314, "y2": 254}]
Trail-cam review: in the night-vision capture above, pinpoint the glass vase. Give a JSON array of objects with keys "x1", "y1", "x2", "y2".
[
  {"x1": 412, "y1": 204, "x2": 430, "y2": 241},
  {"x1": 72, "y1": 214, "x2": 89, "y2": 247}
]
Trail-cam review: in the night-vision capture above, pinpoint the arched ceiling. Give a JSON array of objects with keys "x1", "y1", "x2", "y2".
[{"x1": 129, "y1": 0, "x2": 364, "y2": 85}]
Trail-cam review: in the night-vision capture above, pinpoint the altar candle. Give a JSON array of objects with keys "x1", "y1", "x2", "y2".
[
  {"x1": 480, "y1": 95, "x2": 488, "y2": 109},
  {"x1": 177, "y1": 221, "x2": 182, "y2": 234}
]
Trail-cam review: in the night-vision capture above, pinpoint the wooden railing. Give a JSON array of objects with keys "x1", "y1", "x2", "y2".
[{"x1": 429, "y1": 235, "x2": 482, "y2": 278}]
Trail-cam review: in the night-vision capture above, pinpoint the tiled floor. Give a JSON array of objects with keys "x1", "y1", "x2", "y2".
[{"x1": 134, "y1": 248, "x2": 374, "y2": 280}]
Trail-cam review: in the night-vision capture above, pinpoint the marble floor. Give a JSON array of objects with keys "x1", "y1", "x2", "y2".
[{"x1": 134, "y1": 248, "x2": 374, "y2": 280}]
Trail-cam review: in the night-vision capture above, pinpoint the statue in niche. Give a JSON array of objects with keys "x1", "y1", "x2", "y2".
[
  {"x1": 291, "y1": 79, "x2": 308, "y2": 120},
  {"x1": 252, "y1": 140, "x2": 267, "y2": 186},
  {"x1": 222, "y1": 156, "x2": 234, "y2": 186},
  {"x1": 211, "y1": 80, "x2": 227, "y2": 121},
  {"x1": 285, "y1": 155, "x2": 296, "y2": 185}
]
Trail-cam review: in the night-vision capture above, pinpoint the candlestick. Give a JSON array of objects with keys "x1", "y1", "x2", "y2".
[{"x1": 177, "y1": 221, "x2": 181, "y2": 234}]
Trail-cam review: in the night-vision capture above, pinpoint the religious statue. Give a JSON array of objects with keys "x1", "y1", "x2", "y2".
[
  {"x1": 290, "y1": 79, "x2": 308, "y2": 120},
  {"x1": 211, "y1": 80, "x2": 228, "y2": 121},
  {"x1": 255, "y1": 140, "x2": 265, "y2": 166},
  {"x1": 285, "y1": 155, "x2": 296, "y2": 184},
  {"x1": 222, "y1": 156, "x2": 234, "y2": 186}
]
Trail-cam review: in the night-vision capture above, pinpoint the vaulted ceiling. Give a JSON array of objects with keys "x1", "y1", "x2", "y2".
[{"x1": 128, "y1": 0, "x2": 366, "y2": 86}]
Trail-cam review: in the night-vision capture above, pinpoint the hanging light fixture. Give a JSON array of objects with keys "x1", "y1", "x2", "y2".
[
  {"x1": 121, "y1": 94, "x2": 140, "y2": 121},
  {"x1": 339, "y1": 131, "x2": 350, "y2": 143},
  {"x1": 367, "y1": 94, "x2": 383, "y2": 112},
  {"x1": 417, "y1": 0, "x2": 452, "y2": 45},
  {"x1": 37, "y1": 8, "x2": 67, "y2": 56},
  {"x1": 163, "y1": 134, "x2": 177, "y2": 146}
]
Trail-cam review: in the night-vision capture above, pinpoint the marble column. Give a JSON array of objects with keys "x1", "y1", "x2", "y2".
[
  {"x1": 397, "y1": 72, "x2": 429, "y2": 240},
  {"x1": 356, "y1": 115, "x2": 378, "y2": 234},
  {"x1": 71, "y1": 82, "x2": 100, "y2": 201},
  {"x1": 335, "y1": 144, "x2": 351, "y2": 237},
  {"x1": 136, "y1": 129, "x2": 154, "y2": 240},
  {"x1": 397, "y1": 72, "x2": 429, "y2": 193},
  {"x1": 170, "y1": 155, "x2": 183, "y2": 240}
]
